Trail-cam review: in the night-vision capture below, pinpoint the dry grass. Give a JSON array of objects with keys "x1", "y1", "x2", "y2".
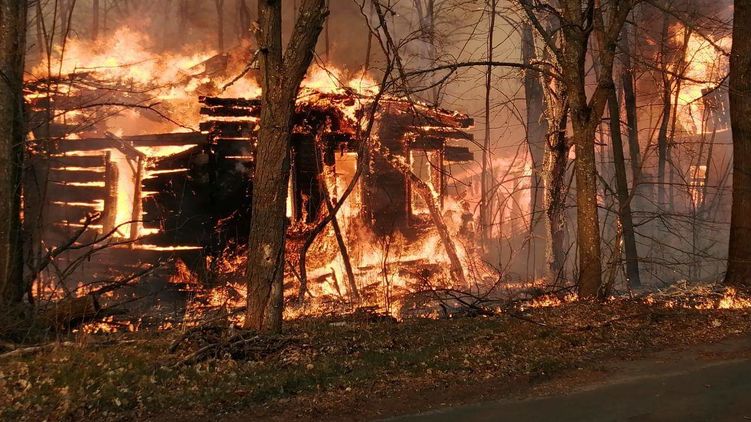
[{"x1": 1, "y1": 299, "x2": 750, "y2": 421}]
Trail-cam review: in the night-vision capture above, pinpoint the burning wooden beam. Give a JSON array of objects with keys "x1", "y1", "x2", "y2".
[{"x1": 102, "y1": 152, "x2": 119, "y2": 234}]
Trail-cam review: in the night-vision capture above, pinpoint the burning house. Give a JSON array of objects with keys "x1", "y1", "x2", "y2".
[{"x1": 23, "y1": 40, "x2": 477, "y2": 308}]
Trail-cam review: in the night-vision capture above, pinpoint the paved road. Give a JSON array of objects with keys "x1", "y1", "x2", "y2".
[{"x1": 386, "y1": 339, "x2": 751, "y2": 422}]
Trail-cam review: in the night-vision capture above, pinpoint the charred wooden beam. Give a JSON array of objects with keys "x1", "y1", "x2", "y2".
[
  {"x1": 412, "y1": 127, "x2": 474, "y2": 141},
  {"x1": 49, "y1": 168, "x2": 104, "y2": 183},
  {"x1": 382, "y1": 99, "x2": 474, "y2": 128},
  {"x1": 48, "y1": 183, "x2": 107, "y2": 202},
  {"x1": 50, "y1": 154, "x2": 107, "y2": 168},
  {"x1": 199, "y1": 96, "x2": 261, "y2": 107},
  {"x1": 199, "y1": 106, "x2": 259, "y2": 117},
  {"x1": 56, "y1": 132, "x2": 209, "y2": 148},
  {"x1": 199, "y1": 121, "x2": 255, "y2": 138},
  {"x1": 444, "y1": 146, "x2": 474, "y2": 162},
  {"x1": 104, "y1": 132, "x2": 147, "y2": 160},
  {"x1": 47, "y1": 200, "x2": 101, "y2": 212},
  {"x1": 130, "y1": 156, "x2": 144, "y2": 243},
  {"x1": 102, "y1": 153, "x2": 119, "y2": 234},
  {"x1": 123, "y1": 132, "x2": 207, "y2": 146},
  {"x1": 410, "y1": 136, "x2": 444, "y2": 151},
  {"x1": 41, "y1": 295, "x2": 100, "y2": 329},
  {"x1": 55, "y1": 138, "x2": 124, "y2": 153}
]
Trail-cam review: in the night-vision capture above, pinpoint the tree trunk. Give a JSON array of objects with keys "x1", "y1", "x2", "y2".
[
  {"x1": 479, "y1": 0, "x2": 497, "y2": 252},
  {"x1": 92, "y1": 0, "x2": 100, "y2": 41},
  {"x1": 657, "y1": 14, "x2": 671, "y2": 209},
  {"x1": 237, "y1": 0, "x2": 251, "y2": 40},
  {"x1": 619, "y1": 22, "x2": 641, "y2": 190},
  {"x1": 608, "y1": 87, "x2": 641, "y2": 288},
  {"x1": 548, "y1": 0, "x2": 634, "y2": 299},
  {"x1": 569, "y1": 109, "x2": 603, "y2": 298},
  {"x1": 558, "y1": 21, "x2": 604, "y2": 298},
  {"x1": 522, "y1": 22, "x2": 548, "y2": 278},
  {"x1": 245, "y1": 0, "x2": 328, "y2": 332},
  {"x1": 543, "y1": 107, "x2": 569, "y2": 284},
  {"x1": 0, "y1": 0, "x2": 28, "y2": 305},
  {"x1": 725, "y1": 0, "x2": 751, "y2": 287}
]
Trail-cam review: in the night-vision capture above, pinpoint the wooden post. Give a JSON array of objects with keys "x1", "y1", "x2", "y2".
[
  {"x1": 102, "y1": 151, "x2": 119, "y2": 234},
  {"x1": 129, "y1": 156, "x2": 143, "y2": 243}
]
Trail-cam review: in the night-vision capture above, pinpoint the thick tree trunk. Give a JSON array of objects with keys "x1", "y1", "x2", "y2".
[
  {"x1": 558, "y1": 21, "x2": 604, "y2": 298},
  {"x1": 570, "y1": 111, "x2": 603, "y2": 298},
  {"x1": 245, "y1": 0, "x2": 328, "y2": 332},
  {"x1": 608, "y1": 88, "x2": 641, "y2": 288},
  {"x1": 35, "y1": 0, "x2": 45, "y2": 57},
  {"x1": 725, "y1": 0, "x2": 751, "y2": 287},
  {"x1": 549, "y1": 0, "x2": 634, "y2": 299},
  {"x1": 0, "y1": 0, "x2": 28, "y2": 305}
]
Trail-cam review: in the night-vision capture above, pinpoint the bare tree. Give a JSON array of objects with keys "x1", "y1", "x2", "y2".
[
  {"x1": 244, "y1": 0, "x2": 328, "y2": 332},
  {"x1": 521, "y1": 0, "x2": 638, "y2": 299},
  {"x1": 0, "y1": 0, "x2": 28, "y2": 305},
  {"x1": 726, "y1": 0, "x2": 751, "y2": 288},
  {"x1": 596, "y1": 9, "x2": 641, "y2": 288},
  {"x1": 521, "y1": 21, "x2": 548, "y2": 277},
  {"x1": 236, "y1": 0, "x2": 252, "y2": 41},
  {"x1": 92, "y1": 0, "x2": 100, "y2": 41},
  {"x1": 481, "y1": 0, "x2": 498, "y2": 252},
  {"x1": 619, "y1": 20, "x2": 641, "y2": 188},
  {"x1": 607, "y1": 76, "x2": 641, "y2": 288},
  {"x1": 538, "y1": 55, "x2": 570, "y2": 284}
]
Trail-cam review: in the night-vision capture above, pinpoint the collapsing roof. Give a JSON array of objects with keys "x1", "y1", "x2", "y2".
[{"x1": 25, "y1": 80, "x2": 476, "y2": 275}]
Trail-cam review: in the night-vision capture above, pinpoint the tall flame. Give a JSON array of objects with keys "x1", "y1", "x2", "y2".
[{"x1": 674, "y1": 30, "x2": 731, "y2": 134}]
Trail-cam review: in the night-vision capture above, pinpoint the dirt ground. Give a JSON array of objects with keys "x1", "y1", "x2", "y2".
[{"x1": 3, "y1": 299, "x2": 751, "y2": 421}]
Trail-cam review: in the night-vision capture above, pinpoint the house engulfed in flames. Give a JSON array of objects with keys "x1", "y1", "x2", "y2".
[{"x1": 24, "y1": 36, "x2": 476, "y2": 305}]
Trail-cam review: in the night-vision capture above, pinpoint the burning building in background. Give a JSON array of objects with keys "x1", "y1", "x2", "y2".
[
  {"x1": 19, "y1": 0, "x2": 743, "y2": 330},
  {"x1": 23, "y1": 26, "x2": 484, "y2": 322}
]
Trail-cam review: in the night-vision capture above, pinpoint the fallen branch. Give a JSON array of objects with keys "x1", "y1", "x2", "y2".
[{"x1": 0, "y1": 342, "x2": 74, "y2": 360}]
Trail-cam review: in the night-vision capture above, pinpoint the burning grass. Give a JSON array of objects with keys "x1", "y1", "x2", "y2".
[{"x1": 3, "y1": 297, "x2": 751, "y2": 421}]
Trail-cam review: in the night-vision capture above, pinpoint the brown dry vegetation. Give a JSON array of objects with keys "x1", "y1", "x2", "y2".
[{"x1": 2, "y1": 299, "x2": 751, "y2": 421}]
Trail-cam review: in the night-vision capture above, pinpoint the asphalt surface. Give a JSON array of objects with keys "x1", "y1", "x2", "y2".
[{"x1": 386, "y1": 338, "x2": 751, "y2": 422}]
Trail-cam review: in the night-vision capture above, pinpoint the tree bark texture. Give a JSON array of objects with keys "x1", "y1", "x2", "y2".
[
  {"x1": 608, "y1": 86, "x2": 641, "y2": 288},
  {"x1": 619, "y1": 22, "x2": 642, "y2": 188},
  {"x1": 543, "y1": 106, "x2": 569, "y2": 284},
  {"x1": 0, "y1": 0, "x2": 28, "y2": 305},
  {"x1": 245, "y1": 0, "x2": 328, "y2": 332},
  {"x1": 532, "y1": 0, "x2": 635, "y2": 299},
  {"x1": 725, "y1": 0, "x2": 751, "y2": 287}
]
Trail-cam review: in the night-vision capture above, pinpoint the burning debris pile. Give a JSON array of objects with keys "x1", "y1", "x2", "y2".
[
  {"x1": 642, "y1": 282, "x2": 751, "y2": 310},
  {"x1": 22, "y1": 26, "x2": 491, "y2": 330}
]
